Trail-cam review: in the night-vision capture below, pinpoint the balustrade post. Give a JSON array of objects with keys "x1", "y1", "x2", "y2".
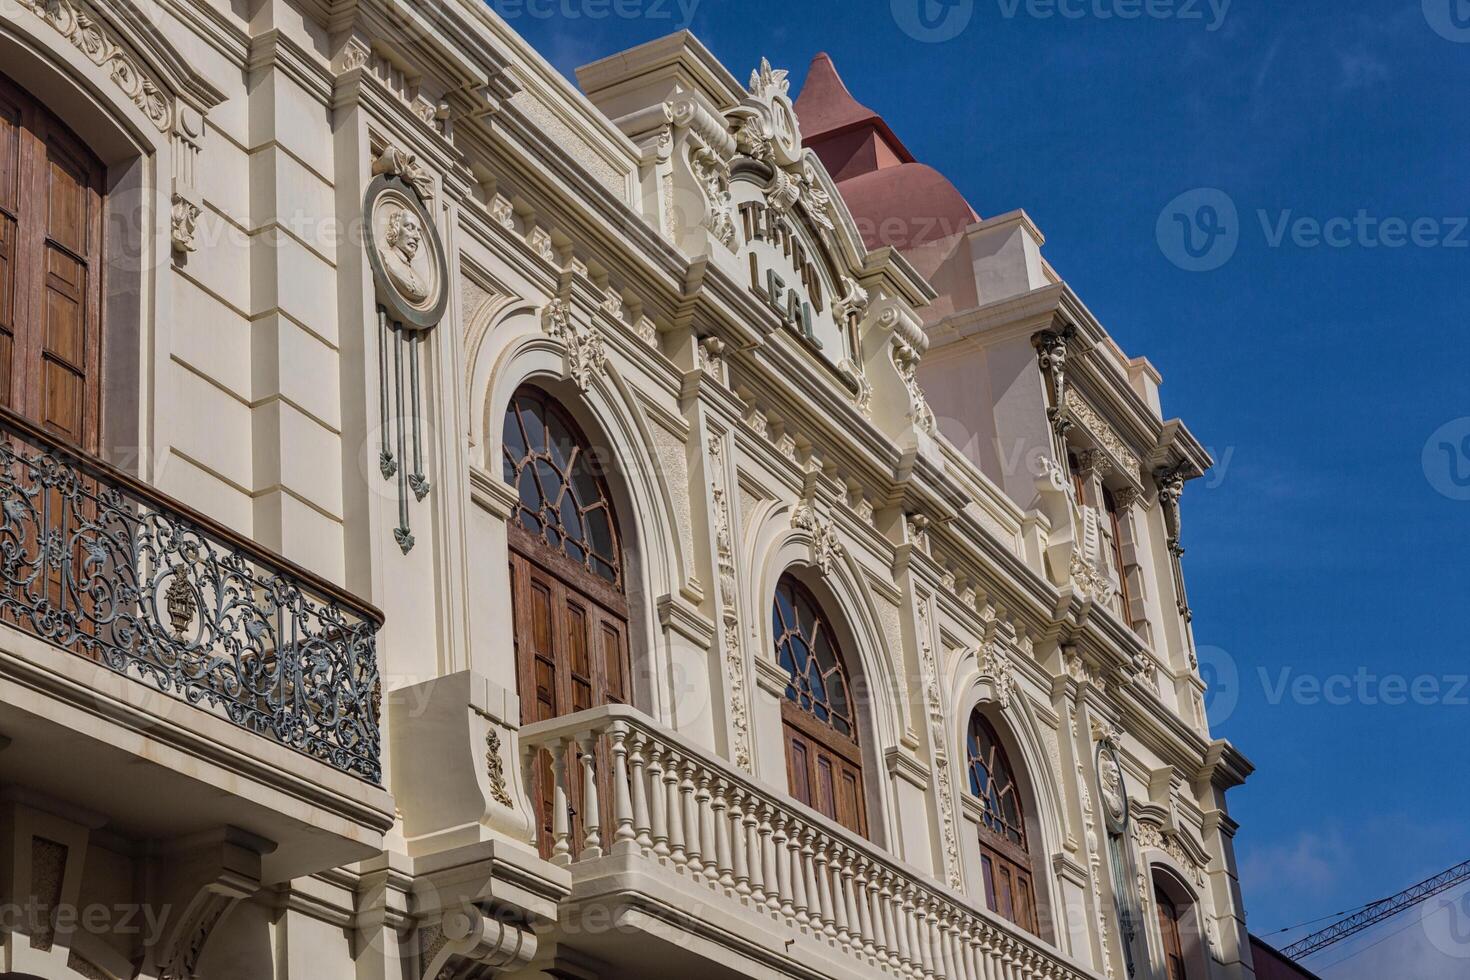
[
  {"x1": 890, "y1": 878, "x2": 911, "y2": 972},
  {"x1": 980, "y1": 929, "x2": 999, "y2": 980},
  {"x1": 854, "y1": 861, "x2": 876, "y2": 959},
  {"x1": 628, "y1": 729, "x2": 652, "y2": 852},
  {"x1": 754, "y1": 804, "x2": 774, "y2": 906},
  {"x1": 897, "y1": 885, "x2": 916, "y2": 973},
  {"x1": 667, "y1": 751, "x2": 688, "y2": 865},
  {"x1": 938, "y1": 911, "x2": 957, "y2": 980},
  {"x1": 839, "y1": 848, "x2": 860, "y2": 947},
  {"x1": 800, "y1": 829, "x2": 821, "y2": 929},
  {"x1": 742, "y1": 797, "x2": 762, "y2": 900},
  {"x1": 549, "y1": 739, "x2": 572, "y2": 867},
  {"x1": 647, "y1": 741, "x2": 668, "y2": 857},
  {"x1": 828, "y1": 845, "x2": 851, "y2": 944},
  {"x1": 909, "y1": 889, "x2": 930, "y2": 977},
  {"x1": 879, "y1": 874, "x2": 902, "y2": 970},
  {"x1": 921, "y1": 898, "x2": 939, "y2": 979},
  {"x1": 711, "y1": 780, "x2": 734, "y2": 889},
  {"x1": 696, "y1": 772, "x2": 717, "y2": 882},
  {"x1": 775, "y1": 815, "x2": 796, "y2": 920},
  {"x1": 729, "y1": 788, "x2": 750, "y2": 896},
  {"x1": 814, "y1": 840, "x2": 837, "y2": 938},
  {"x1": 577, "y1": 734, "x2": 603, "y2": 860},
  {"x1": 681, "y1": 760, "x2": 703, "y2": 873},
  {"x1": 609, "y1": 723, "x2": 635, "y2": 854}
]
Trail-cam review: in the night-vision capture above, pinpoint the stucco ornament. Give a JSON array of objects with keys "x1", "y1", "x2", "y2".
[
  {"x1": 171, "y1": 193, "x2": 201, "y2": 254},
  {"x1": 733, "y1": 58, "x2": 803, "y2": 169},
  {"x1": 366, "y1": 169, "x2": 447, "y2": 328},
  {"x1": 365, "y1": 146, "x2": 448, "y2": 553}
]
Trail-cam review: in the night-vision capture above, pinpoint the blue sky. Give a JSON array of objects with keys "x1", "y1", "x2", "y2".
[{"x1": 494, "y1": 1, "x2": 1470, "y2": 974}]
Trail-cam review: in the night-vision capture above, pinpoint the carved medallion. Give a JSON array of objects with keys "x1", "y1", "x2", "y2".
[{"x1": 364, "y1": 159, "x2": 449, "y2": 330}]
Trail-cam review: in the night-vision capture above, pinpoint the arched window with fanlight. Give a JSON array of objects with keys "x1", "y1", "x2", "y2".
[
  {"x1": 772, "y1": 574, "x2": 867, "y2": 837},
  {"x1": 967, "y1": 711, "x2": 1039, "y2": 933},
  {"x1": 503, "y1": 385, "x2": 631, "y2": 858}
]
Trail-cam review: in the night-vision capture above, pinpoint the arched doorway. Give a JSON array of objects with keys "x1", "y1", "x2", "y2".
[
  {"x1": 771, "y1": 573, "x2": 868, "y2": 837},
  {"x1": 502, "y1": 385, "x2": 632, "y2": 858},
  {"x1": 1156, "y1": 882, "x2": 1191, "y2": 980},
  {"x1": 966, "y1": 710, "x2": 1039, "y2": 933},
  {"x1": 0, "y1": 69, "x2": 105, "y2": 450}
]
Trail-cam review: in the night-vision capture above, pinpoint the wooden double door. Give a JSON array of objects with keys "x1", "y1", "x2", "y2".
[
  {"x1": 782, "y1": 699, "x2": 868, "y2": 837},
  {"x1": 0, "y1": 70, "x2": 104, "y2": 451},
  {"x1": 510, "y1": 527, "x2": 632, "y2": 860},
  {"x1": 979, "y1": 833, "x2": 1039, "y2": 934}
]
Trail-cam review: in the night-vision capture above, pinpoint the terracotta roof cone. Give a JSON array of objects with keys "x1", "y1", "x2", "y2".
[{"x1": 795, "y1": 52, "x2": 979, "y2": 254}]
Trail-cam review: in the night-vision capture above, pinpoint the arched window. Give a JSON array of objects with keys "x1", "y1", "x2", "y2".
[
  {"x1": 1155, "y1": 883, "x2": 1190, "y2": 980},
  {"x1": 503, "y1": 386, "x2": 631, "y2": 858},
  {"x1": 0, "y1": 70, "x2": 105, "y2": 449},
  {"x1": 772, "y1": 574, "x2": 867, "y2": 836},
  {"x1": 967, "y1": 711, "x2": 1038, "y2": 933}
]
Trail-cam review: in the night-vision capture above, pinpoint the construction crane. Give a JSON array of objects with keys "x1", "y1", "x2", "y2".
[{"x1": 1281, "y1": 859, "x2": 1470, "y2": 961}]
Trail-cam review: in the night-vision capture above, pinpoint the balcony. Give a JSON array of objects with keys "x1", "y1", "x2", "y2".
[
  {"x1": 0, "y1": 406, "x2": 392, "y2": 880},
  {"x1": 521, "y1": 704, "x2": 1099, "y2": 980}
]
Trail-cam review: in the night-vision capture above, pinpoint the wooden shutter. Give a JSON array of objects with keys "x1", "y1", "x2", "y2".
[{"x1": 0, "y1": 71, "x2": 104, "y2": 450}]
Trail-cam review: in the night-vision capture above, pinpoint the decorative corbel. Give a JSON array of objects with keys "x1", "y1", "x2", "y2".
[
  {"x1": 419, "y1": 905, "x2": 537, "y2": 979},
  {"x1": 1033, "y1": 324, "x2": 1077, "y2": 435},
  {"x1": 1154, "y1": 464, "x2": 1194, "y2": 622},
  {"x1": 143, "y1": 828, "x2": 270, "y2": 980}
]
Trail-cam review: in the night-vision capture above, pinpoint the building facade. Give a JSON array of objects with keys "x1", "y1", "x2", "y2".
[{"x1": 0, "y1": 2, "x2": 1256, "y2": 979}]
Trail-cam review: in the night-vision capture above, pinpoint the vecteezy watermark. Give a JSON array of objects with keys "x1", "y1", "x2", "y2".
[
  {"x1": 1156, "y1": 188, "x2": 1240, "y2": 272},
  {"x1": 1159, "y1": 189, "x2": 1470, "y2": 271},
  {"x1": 488, "y1": 0, "x2": 701, "y2": 28},
  {"x1": 1259, "y1": 667, "x2": 1470, "y2": 708},
  {"x1": 996, "y1": 0, "x2": 1231, "y2": 31},
  {"x1": 1422, "y1": 886, "x2": 1470, "y2": 960},
  {"x1": 1196, "y1": 645, "x2": 1241, "y2": 724},
  {"x1": 1424, "y1": 418, "x2": 1470, "y2": 501},
  {"x1": 1423, "y1": 0, "x2": 1470, "y2": 43},
  {"x1": 892, "y1": 0, "x2": 976, "y2": 42}
]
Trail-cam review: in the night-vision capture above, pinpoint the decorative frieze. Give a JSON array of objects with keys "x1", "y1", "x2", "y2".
[
  {"x1": 1063, "y1": 386, "x2": 1142, "y2": 481},
  {"x1": 19, "y1": 0, "x2": 172, "y2": 132}
]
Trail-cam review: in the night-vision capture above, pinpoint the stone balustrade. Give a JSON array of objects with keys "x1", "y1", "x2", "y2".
[{"x1": 521, "y1": 704, "x2": 1100, "y2": 980}]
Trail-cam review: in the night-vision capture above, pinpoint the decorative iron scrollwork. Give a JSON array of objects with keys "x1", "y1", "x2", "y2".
[{"x1": 0, "y1": 410, "x2": 383, "y2": 782}]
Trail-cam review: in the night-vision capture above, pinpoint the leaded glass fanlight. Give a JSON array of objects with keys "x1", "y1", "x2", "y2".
[
  {"x1": 502, "y1": 386, "x2": 623, "y2": 587},
  {"x1": 773, "y1": 576, "x2": 858, "y2": 742},
  {"x1": 967, "y1": 713, "x2": 1027, "y2": 846}
]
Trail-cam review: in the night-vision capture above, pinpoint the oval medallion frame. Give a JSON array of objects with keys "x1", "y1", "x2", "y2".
[
  {"x1": 364, "y1": 173, "x2": 449, "y2": 330},
  {"x1": 1095, "y1": 739, "x2": 1131, "y2": 836}
]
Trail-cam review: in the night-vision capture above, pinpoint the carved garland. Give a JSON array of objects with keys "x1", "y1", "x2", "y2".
[
  {"x1": 709, "y1": 433, "x2": 754, "y2": 773},
  {"x1": 917, "y1": 596, "x2": 964, "y2": 891},
  {"x1": 19, "y1": 0, "x2": 172, "y2": 132},
  {"x1": 541, "y1": 299, "x2": 607, "y2": 394},
  {"x1": 485, "y1": 727, "x2": 513, "y2": 808},
  {"x1": 790, "y1": 498, "x2": 842, "y2": 576}
]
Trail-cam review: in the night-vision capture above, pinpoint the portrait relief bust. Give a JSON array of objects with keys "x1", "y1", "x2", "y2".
[
  {"x1": 365, "y1": 172, "x2": 448, "y2": 330},
  {"x1": 382, "y1": 207, "x2": 431, "y2": 305}
]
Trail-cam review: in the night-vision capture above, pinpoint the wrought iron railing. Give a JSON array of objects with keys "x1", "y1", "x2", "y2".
[{"x1": 0, "y1": 407, "x2": 383, "y2": 782}]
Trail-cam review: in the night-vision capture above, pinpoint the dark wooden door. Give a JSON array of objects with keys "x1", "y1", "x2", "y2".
[
  {"x1": 511, "y1": 534, "x2": 631, "y2": 860},
  {"x1": 0, "y1": 71, "x2": 104, "y2": 645},
  {"x1": 782, "y1": 700, "x2": 867, "y2": 836},
  {"x1": 1157, "y1": 887, "x2": 1189, "y2": 980},
  {"x1": 980, "y1": 838, "x2": 1038, "y2": 934},
  {"x1": 0, "y1": 70, "x2": 104, "y2": 450},
  {"x1": 503, "y1": 386, "x2": 632, "y2": 861}
]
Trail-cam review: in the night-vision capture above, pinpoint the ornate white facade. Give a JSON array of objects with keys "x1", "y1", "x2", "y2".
[{"x1": 0, "y1": 3, "x2": 1261, "y2": 979}]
